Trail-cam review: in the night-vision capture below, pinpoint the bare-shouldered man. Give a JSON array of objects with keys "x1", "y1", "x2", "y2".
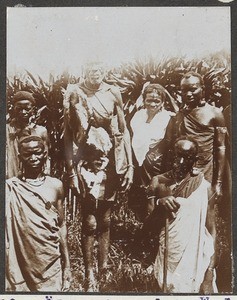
[
  {"x1": 6, "y1": 136, "x2": 71, "y2": 292},
  {"x1": 164, "y1": 71, "x2": 226, "y2": 196},
  {"x1": 162, "y1": 72, "x2": 228, "y2": 293}
]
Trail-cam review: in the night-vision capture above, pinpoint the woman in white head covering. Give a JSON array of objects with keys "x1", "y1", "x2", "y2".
[{"x1": 130, "y1": 83, "x2": 174, "y2": 217}]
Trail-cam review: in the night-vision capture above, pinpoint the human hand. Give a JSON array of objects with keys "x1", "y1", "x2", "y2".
[
  {"x1": 69, "y1": 174, "x2": 81, "y2": 195},
  {"x1": 121, "y1": 166, "x2": 134, "y2": 192},
  {"x1": 212, "y1": 181, "x2": 222, "y2": 202},
  {"x1": 159, "y1": 196, "x2": 180, "y2": 213},
  {"x1": 62, "y1": 267, "x2": 72, "y2": 292},
  {"x1": 214, "y1": 181, "x2": 222, "y2": 197}
]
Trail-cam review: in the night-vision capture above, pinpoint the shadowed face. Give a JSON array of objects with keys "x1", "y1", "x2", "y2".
[
  {"x1": 19, "y1": 141, "x2": 46, "y2": 172},
  {"x1": 14, "y1": 100, "x2": 34, "y2": 123},
  {"x1": 144, "y1": 92, "x2": 164, "y2": 115},
  {"x1": 181, "y1": 76, "x2": 203, "y2": 108},
  {"x1": 173, "y1": 140, "x2": 198, "y2": 177},
  {"x1": 211, "y1": 74, "x2": 225, "y2": 91}
]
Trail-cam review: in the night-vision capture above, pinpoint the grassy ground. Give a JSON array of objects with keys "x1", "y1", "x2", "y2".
[{"x1": 66, "y1": 193, "x2": 232, "y2": 293}]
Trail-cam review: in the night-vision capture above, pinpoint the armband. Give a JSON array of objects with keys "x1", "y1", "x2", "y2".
[
  {"x1": 217, "y1": 145, "x2": 226, "y2": 151},
  {"x1": 147, "y1": 196, "x2": 160, "y2": 206},
  {"x1": 216, "y1": 126, "x2": 227, "y2": 134},
  {"x1": 147, "y1": 195, "x2": 155, "y2": 200},
  {"x1": 127, "y1": 165, "x2": 135, "y2": 169}
]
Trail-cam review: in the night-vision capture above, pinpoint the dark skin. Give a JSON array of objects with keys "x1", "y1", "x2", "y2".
[
  {"x1": 150, "y1": 139, "x2": 197, "y2": 214},
  {"x1": 13, "y1": 100, "x2": 35, "y2": 125},
  {"x1": 19, "y1": 141, "x2": 71, "y2": 291},
  {"x1": 180, "y1": 76, "x2": 226, "y2": 197},
  {"x1": 12, "y1": 99, "x2": 48, "y2": 149},
  {"x1": 143, "y1": 91, "x2": 165, "y2": 215},
  {"x1": 144, "y1": 92, "x2": 164, "y2": 123},
  {"x1": 164, "y1": 76, "x2": 226, "y2": 293},
  {"x1": 180, "y1": 76, "x2": 225, "y2": 294},
  {"x1": 7, "y1": 99, "x2": 49, "y2": 179},
  {"x1": 150, "y1": 139, "x2": 216, "y2": 293}
]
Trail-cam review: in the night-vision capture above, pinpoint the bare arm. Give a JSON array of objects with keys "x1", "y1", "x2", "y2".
[
  {"x1": 162, "y1": 115, "x2": 177, "y2": 172},
  {"x1": 121, "y1": 128, "x2": 134, "y2": 191},
  {"x1": 39, "y1": 127, "x2": 51, "y2": 174},
  {"x1": 64, "y1": 111, "x2": 75, "y2": 175},
  {"x1": 55, "y1": 180, "x2": 71, "y2": 291},
  {"x1": 213, "y1": 110, "x2": 227, "y2": 197},
  {"x1": 200, "y1": 109, "x2": 226, "y2": 293},
  {"x1": 147, "y1": 175, "x2": 180, "y2": 218},
  {"x1": 200, "y1": 189, "x2": 217, "y2": 294}
]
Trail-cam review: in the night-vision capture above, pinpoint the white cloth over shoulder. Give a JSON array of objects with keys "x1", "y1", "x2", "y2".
[
  {"x1": 154, "y1": 178, "x2": 216, "y2": 293},
  {"x1": 130, "y1": 109, "x2": 171, "y2": 166}
]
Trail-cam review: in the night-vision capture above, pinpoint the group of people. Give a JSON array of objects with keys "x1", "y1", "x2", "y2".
[{"x1": 5, "y1": 62, "x2": 230, "y2": 293}]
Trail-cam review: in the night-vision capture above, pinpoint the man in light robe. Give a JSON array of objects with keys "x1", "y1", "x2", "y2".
[
  {"x1": 6, "y1": 136, "x2": 71, "y2": 292},
  {"x1": 148, "y1": 137, "x2": 217, "y2": 293}
]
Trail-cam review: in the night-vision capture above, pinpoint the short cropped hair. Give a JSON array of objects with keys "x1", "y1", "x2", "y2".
[
  {"x1": 84, "y1": 62, "x2": 105, "y2": 77},
  {"x1": 12, "y1": 91, "x2": 35, "y2": 105},
  {"x1": 174, "y1": 135, "x2": 199, "y2": 156},
  {"x1": 18, "y1": 135, "x2": 45, "y2": 153},
  {"x1": 181, "y1": 71, "x2": 204, "y2": 86},
  {"x1": 142, "y1": 83, "x2": 166, "y2": 101}
]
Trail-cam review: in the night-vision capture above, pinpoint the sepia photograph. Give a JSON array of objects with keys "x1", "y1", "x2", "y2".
[{"x1": 5, "y1": 6, "x2": 232, "y2": 295}]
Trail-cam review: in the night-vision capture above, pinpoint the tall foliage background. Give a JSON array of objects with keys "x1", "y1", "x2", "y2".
[{"x1": 6, "y1": 52, "x2": 232, "y2": 292}]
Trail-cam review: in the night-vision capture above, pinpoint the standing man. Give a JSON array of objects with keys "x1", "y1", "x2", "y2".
[
  {"x1": 162, "y1": 71, "x2": 227, "y2": 292},
  {"x1": 64, "y1": 62, "x2": 133, "y2": 291},
  {"x1": 164, "y1": 71, "x2": 226, "y2": 197},
  {"x1": 6, "y1": 91, "x2": 48, "y2": 178},
  {"x1": 6, "y1": 136, "x2": 71, "y2": 292},
  {"x1": 149, "y1": 137, "x2": 217, "y2": 293}
]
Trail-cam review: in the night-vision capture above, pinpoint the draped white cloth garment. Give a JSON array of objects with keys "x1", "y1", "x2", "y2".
[
  {"x1": 131, "y1": 109, "x2": 171, "y2": 166},
  {"x1": 154, "y1": 177, "x2": 217, "y2": 293}
]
